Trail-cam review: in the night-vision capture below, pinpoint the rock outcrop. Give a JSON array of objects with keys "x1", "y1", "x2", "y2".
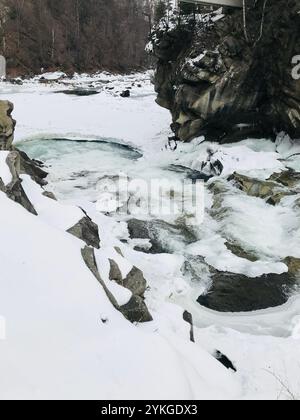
[
  {"x1": 127, "y1": 218, "x2": 197, "y2": 254},
  {"x1": 0, "y1": 100, "x2": 40, "y2": 214},
  {"x1": 109, "y1": 260, "x2": 147, "y2": 297},
  {"x1": 149, "y1": 1, "x2": 300, "y2": 142},
  {"x1": 18, "y1": 150, "x2": 48, "y2": 187},
  {"x1": 0, "y1": 151, "x2": 38, "y2": 215},
  {"x1": 82, "y1": 246, "x2": 152, "y2": 323},
  {"x1": 198, "y1": 270, "x2": 300, "y2": 313},
  {"x1": 0, "y1": 101, "x2": 15, "y2": 150},
  {"x1": 68, "y1": 214, "x2": 101, "y2": 249},
  {"x1": 228, "y1": 172, "x2": 297, "y2": 205}
]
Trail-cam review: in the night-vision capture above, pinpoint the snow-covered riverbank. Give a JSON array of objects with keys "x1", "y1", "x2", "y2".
[{"x1": 1, "y1": 72, "x2": 300, "y2": 400}]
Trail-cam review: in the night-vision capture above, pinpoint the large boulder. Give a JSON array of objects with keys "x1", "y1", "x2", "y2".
[
  {"x1": 0, "y1": 101, "x2": 15, "y2": 150},
  {"x1": 0, "y1": 100, "x2": 47, "y2": 214},
  {"x1": 0, "y1": 151, "x2": 37, "y2": 215},
  {"x1": 150, "y1": 1, "x2": 300, "y2": 142},
  {"x1": 127, "y1": 218, "x2": 197, "y2": 254},
  {"x1": 228, "y1": 172, "x2": 296, "y2": 205},
  {"x1": 109, "y1": 259, "x2": 147, "y2": 298},
  {"x1": 67, "y1": 214, "x2": 101, "y2": 249},
  {"x1": 18, "y1": 150, "x2": 48, "y2": 187},
  {"x1": 198, "y1": 270, "x2": 299, "y2": 313},
  {"x1": 82, "y1": 246, "x2": 152, "y2": 323}
]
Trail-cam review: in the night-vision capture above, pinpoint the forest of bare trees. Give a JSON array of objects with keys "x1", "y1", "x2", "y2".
[{"x1": 0, "y1": 0, "x2": 160, "y2": 76}]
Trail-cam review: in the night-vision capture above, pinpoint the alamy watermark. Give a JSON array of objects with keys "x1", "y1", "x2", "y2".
[
  {"x1": 95, "y1": 176, "x2": 205, "y2": 225},
  {"x1": 292, "y1": 55, "x2": 300, "y2": 80},
  {"x1": 0, "y1": 316, "x2": 6, "y2": 340}
]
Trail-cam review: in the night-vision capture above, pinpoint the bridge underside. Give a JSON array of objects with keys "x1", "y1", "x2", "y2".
[{"x1": 178, "y1": 0, "x2": 243, "y2": 8}]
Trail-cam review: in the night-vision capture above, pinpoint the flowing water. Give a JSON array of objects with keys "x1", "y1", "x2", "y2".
[{"x1": 19, "y1": 137, "x2": 300, "y2": 319}]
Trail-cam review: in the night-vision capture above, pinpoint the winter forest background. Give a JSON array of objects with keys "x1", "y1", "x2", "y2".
[{"x1": 0, "y1": 0, "x2": 167, "y2": 75}]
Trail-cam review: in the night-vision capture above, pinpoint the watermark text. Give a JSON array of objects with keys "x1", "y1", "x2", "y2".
[
  {"x1": 292, "y1": 55, "x2": 300, "y2": 80},
  {"x1": 96, "y1": 176, "x2": 205, "y2": 225}
]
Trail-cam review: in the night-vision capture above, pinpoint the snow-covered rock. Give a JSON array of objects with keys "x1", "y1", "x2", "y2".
[{"x1": 150, "y1": 1, "x2": 300, "y2": 142}]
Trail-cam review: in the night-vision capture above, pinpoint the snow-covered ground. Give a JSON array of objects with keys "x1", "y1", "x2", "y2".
[{"x1": 0, "y1": 72, "x2": 300, "y2": 400}]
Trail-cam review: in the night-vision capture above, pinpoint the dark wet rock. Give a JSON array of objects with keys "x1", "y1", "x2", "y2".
[
  {"x1": 96, "y1": 140, "x2": 143, "y2": 159},
  {"x1": 127, "y1": 219, "x2": 150, "y2": 241},
  {"x1": 42, "y1": 191, "x2": 57, "y2": 201},
  {"x1": 114, "y1": 247, "x2": 124, "y2": 257},
  {"x1": 225, "y1": 241, "x2": 258, "y2": 262},
  {"x1": 229, "y1": 172, "x2": 297, "y2": 205},
  {"x1": 120, "y1": 295, "x2": 153, "y2": 323},
  {"x1": 167, "y1": 164, "x2": 213, "y2": 182},
  {"x1": 266, "y1": 191, "x2": 296, "y2": 206},
  {"x1": 198, "y1": 270, "x2": 299, "y2": 313},
  {"x1": 123, "y1": 266, "x2": 147, "y2": 297},
  {"x1": 67, "y1": 215, "x2": 100, "y2": 249},
  {"x1": 57, "y1": 89, "x2": 100, "y2": 96},
  {"x1": 120, "y1": 90, "x2": 131, "y2": 98},
  {"x1": 39, "y1": 76, "x2": 65, "y2": 84},
  {"x1": 81, "y1": 246, "x2": 120, "y2": 307},
  {"x1": 4, "y1": 177, "x2": 37, "y2": 215},
  {"x1": 200, "y1": 152, "x2": 224, "y2": 177},
  {"x1": 109, "y1": 259, "x2": 147, "y2": 298},
  {"x1": 0, "y1": 151, "x2": 37, "y2": 215},
  {"x1": 82, "y1": 246, "x2": 152, "y2": 323},
  {"x1": 7, "y1": 78, "x2": 23, "y2": 86},
  {"x1": 268, "y1": 171, "x2": 300, "y2": 189},
  {"x1": 127, "y1": 218, "x2": 197, "y2": 254},
  {"x1": 214, "y1": 351, "x2": 237, "y2": 372},
  {"x1": 229, "y1": 173, "x2": 280, "y2": 199},
  {"x1": 183, "y1": 310, "x2": 195, "y2": 343},
  {"x1": 17, "y1": 149, "x2": 48, "y2": 186},
  {"x1": 150, "y1": 1, "x2": 300, "y2": 142},
  {"x1": 284, "y1": 257, "x2": 300, "y2": 277},
  {"x1": 109, "y1": 259, "x2": 123, "y2": 282}
]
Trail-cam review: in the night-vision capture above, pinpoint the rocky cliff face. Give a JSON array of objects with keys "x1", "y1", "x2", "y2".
[
  {"x1": 0, "y1": 101, "x2": 15, "y2": 150},
  {"x1": 150, "y1": 0, "x2": 300, "y2": 142}
]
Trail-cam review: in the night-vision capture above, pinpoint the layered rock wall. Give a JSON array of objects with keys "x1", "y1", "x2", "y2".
[{"x1": 150, "y1": 0, "x2": 300, "y2": 142}]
